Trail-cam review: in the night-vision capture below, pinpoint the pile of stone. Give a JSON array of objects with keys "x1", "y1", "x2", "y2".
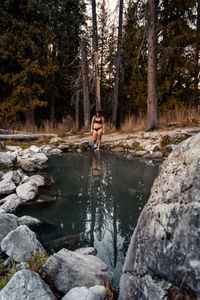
[{"x1": 0, "y1": 212, "x2": 113, "y2": 299}]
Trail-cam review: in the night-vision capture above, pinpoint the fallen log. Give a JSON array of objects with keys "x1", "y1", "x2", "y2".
[{"x1": 0, "y1": 134, "x2": 53, "y2": 141}]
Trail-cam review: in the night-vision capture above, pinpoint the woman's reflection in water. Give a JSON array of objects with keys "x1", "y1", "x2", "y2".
[{"x1": 91, "y1": 150, "x2": 103, "y2": 185}]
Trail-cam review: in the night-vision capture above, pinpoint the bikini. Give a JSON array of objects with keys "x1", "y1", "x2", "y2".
[{"x1": 93, "y1": 117, "x2": 102, "y2": 131}]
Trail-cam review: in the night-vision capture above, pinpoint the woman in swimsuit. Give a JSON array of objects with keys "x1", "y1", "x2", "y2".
[{"x1": 90, "y1": 110, "x2": 105, "y2": 150}]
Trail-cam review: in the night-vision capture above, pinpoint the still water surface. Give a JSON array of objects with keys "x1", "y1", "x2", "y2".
[{"x1": 17, "y1": 151, "x2": 159, "y2": 284}]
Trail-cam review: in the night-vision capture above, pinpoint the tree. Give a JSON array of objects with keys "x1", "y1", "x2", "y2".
[
  {"x1": 146, "y1": 0, "x2": 159, "y2": 129},
  {"x1": 80, "y1": 38, "x2": 90, "y2": 130},
  {"x1": 91, "y1": 0, "x2": 101, "y2": 111},
  {"x1": 112, "y1": 0, "x2": 124, "y2": 128}
]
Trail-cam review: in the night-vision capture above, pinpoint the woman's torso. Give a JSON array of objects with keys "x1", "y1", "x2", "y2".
[{"x1": 93, "y1": 116, "x2": 103, "y2": 129}]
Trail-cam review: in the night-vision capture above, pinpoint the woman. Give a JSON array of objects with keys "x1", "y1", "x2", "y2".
[{"x1": 91, "y1": 110, "x2": 105, "y2": 150}]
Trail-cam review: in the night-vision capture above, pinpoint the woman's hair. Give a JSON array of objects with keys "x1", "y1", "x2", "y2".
[{"x1": 96, "y1": 110, "x2": 102, "y2": 116}]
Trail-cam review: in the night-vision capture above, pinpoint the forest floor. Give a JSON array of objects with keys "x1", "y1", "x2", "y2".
[{"x1": 64, "y1": 126, "x2": 200, "y2": 144}]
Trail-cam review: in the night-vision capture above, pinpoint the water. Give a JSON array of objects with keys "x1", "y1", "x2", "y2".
[{"x1": 16, "y1": 151, "x2": 160, "y2": 284}]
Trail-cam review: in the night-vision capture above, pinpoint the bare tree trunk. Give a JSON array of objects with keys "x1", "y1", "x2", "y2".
[
  {"x1": 80, "y1": 39, "x2": 90, "y2": 130},
  {"x1": 146, "y1": 0, "x2": 159, "y2": 130},
  {"x1": 112, "y1": 0, "x2": 124, "y2": 128},
  {"x1": 195, "y1": 0, "x2": 200, "y2": 92},
  {"x1": 91, "y1": 0, "x2": 101, "y2": 111},
  {"x1": 75, "y1": 92, "x2": 80, "y2": 130}
]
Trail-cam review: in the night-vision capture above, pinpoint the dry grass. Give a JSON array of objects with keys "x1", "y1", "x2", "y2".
[
  {"x1": 120, "y1": 115, "x2": 146, "y2": 133},
  {"x1": 119, "y1": 107, "x2": 200, "y2": 133}
]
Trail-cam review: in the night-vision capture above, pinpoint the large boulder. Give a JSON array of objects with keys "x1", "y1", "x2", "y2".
[
  {"x1": 0, "y1": 213, "x2": 18, "y2": 246},
  {"x1": 119, "y1": 133, "x2": 200, "y2": 299},
  {"x1": 0, "y1": 193, "x2": 21, "y2": 213},
  {"x1": 0, "y1": 179, "x2": 16, "y2": 195},
  {"x1": 16, "y1": 181, "x2": 38, "y2": 202},
  {"x1": 1, "y1": 225, "x2": 45, "y2": 262},
  {"x1": 43, "y1": 248, "x2": 114, "y2": 294},
  {"x1": 0, "y1": 270, "x2": 56, "y2": 300},
  {"x1": 20, "y1": 158, "x2": 40, "y2": 172},
  {"x1": 32, "y1": 153, "x2": 48, "y2": 164},
  {"x1": 18, "y1": 215, "x2": 42, "y2": 227},
  {"x1": 0, "y1": 152, "x2": 15, "y2": 167},
  {"x1": 2, "y1": 171, "x2": 21, "y2": 185},
  {"x1": 62, "y1": 285, "x2": 106, "y2": 300},
  {"x1": 28, "y1": 174, "x2": 45, "y2": 187}
]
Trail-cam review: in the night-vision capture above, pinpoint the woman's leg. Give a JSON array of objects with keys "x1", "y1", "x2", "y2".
[
  {"x1": 93, "y1": 130, "x2": 97, "y2": 146},
  {"x1": 97, "y1": 129, "x2": 103, "y2": 150}
]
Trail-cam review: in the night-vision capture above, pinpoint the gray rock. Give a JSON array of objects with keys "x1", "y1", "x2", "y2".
[
  {"x1": 58, "y1": 144, "x2": 70, "y2": 151},
  {"x1": 28, "y1": 174, "x2": 45, "y2": 187},
  {"x1": 119, "y1": 273, "x2": 171, "y2": 300},
  {"x1": 0, "y1": 208, "x2": 6, "y2": 214},
  {"x1": 18, "y1": 215, "x2": 41, "y2": 227},
  {"x1": 1, "y1": 225, "x2": 45, "y2": 262},
  {"x1": 6, "y1": 145, "x2": 22, "y2": 152},
  {"x1": 49, "y1": 148, "x2": 62, "y2": 154},
  {"x1": 0, "y1": 213, "x2": 18, "y2": 245},
  {"x1": 29, "y1": 145, "x2": 40, "y2": 153},
  {"x1": 20, "y1": 158, "x2": 40, "y2": 172},
  {"x1": 62, "y1": 285, "x2": 106, "y2": 300},
  {"x1": 50, "y1": 137, "x2": 61, "y2": 143},
  {"x1": 43, "y1": 248, "x2": 114, "y2": 294},
  {"x1": 0, "y1": 152, "x2": 15, "y2": 167},
  {"x1": 2, "y1": 171, "x2": 21, "y2": 186},
  {"x1": 0, "y1": 179, "x2": 16, "y2": 195},
  {"x1": 16, "y1": 169, "x2": 29, "y2": 184},
  {"x1": 0, "y1": 270, "x2": 56, "y2": 300},
  {"x1": 16, "y1": 181, "x2": 38, "y2": 202},
  {"x1": 0, "y1": 194, "x2": 21, "y2": 213},
  {"x1": 75, "y1": 247, "x2": 97, "y2": 256},
  {"x1": 32, "y1": 152, "x2": 48, "y2": 164},
  {"x1": 134, "y1": 150, "x2": 147, "y2": 157},
  {"x1": 40, "y1": 145, "x2": 52, "y2": 153},
  {"x1": 119, "y1": 133, "x2": 200, "y2": 299}
]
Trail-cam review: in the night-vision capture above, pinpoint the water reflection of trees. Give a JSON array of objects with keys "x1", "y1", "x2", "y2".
[{"x1": 21, "y1": 153, "x2": 159, "y2": 277}]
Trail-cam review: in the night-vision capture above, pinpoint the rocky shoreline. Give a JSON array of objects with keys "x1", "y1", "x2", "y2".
[{"x1": 0, "y1": 127, "x2": 199, "y2": 299}]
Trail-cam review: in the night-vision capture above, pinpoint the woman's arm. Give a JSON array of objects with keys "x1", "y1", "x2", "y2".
[
  {"x1": 102, "y1": 117, "x2": 105, "y2": 134},
  {"x1": 91, "y1": 116, "x2": 94, "y2": 133}
]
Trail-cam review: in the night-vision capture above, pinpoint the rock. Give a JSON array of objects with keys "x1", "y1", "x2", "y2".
[
  {"x1": 110, "y1": 146, "x2": 124, "y2": 152},
  {"x1": 0, "y1": 208, "x2": 6, "y2": 214},
  {"x1": 58, "y1": 144, "x2": 70, "y2": 151},
  {"x1": 40, "y1": 145, "x2": 52, "y2": 153},
  {"x1": 119, "y1": 273, "x2": 171, "y2": 300},
  {"x1": 119, "y1": 133, "x2": 200, "y2": 299},
  {"x1": 20, "y1": 158, "x2": 40, "y2": 172},
  {"x1": 134, "y1": 150, "x2": 147, "y2": 157},
  {"x1": 80, "y1": 141, "x2": 89, "y2": 147},
  {"x1": 0, "y1": 179, "x2": 16, "y2": 195},
  {"x1": 16, "y1": 181, "x2": 38, "y2": 202},
  {"x1": 75, "y1": 247, "x2": 97, "y2": 256},
  {"x1": 28, "y1": 174, "x2": 45, "y2": 187},
  {"x1": 0, "y1": 194, "x2": 21, "y2": 213},
  {"x1": 18, "y1": 215, "x2": 41, "y2": 227},
  {"x1": 16, "y1": 169, "x2": 29, "y2": 184},
  {"x1": 6, "y1": 145, "x2": 22, "y2": 152},
  {"x1": 0, "y1": 213, "x2": 18, "y2": 245},
  {"x1": 50, "y1": 137, "x2": 61, "y2": 143},
  {"x1": 32, "y1": 153, "x2": 48, "y2": 164},
  {"x1": 0, "y1": 141, "x2": 5, "y2": 150},
  {"x1": 1, "y1": 225, "x2": 45, "y2": 262},
  {"x1": 29, "y1": 145, "x2": 40, "y2": 153},
  {"x1": 144, "y1": 151, "x2": 164, "y2": 159},
  {"x1": 2, "y1": 170, "x2": 21, "y2": 185},
  {"x1": 62, "y1": 285, "x2": 106, "y2": 300},
  {"x1": 43, "y1": 248, "x2": 114, "y2": 294},
  {"x1": 0, "y1": 152, "x2": 15, "y2": 167},
  {"x1": 49, "y1": 148, "x2": 62, "y2": 155},
  {"x1": 0, "y1": 270, "x2": 56, "y2": 300}
]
